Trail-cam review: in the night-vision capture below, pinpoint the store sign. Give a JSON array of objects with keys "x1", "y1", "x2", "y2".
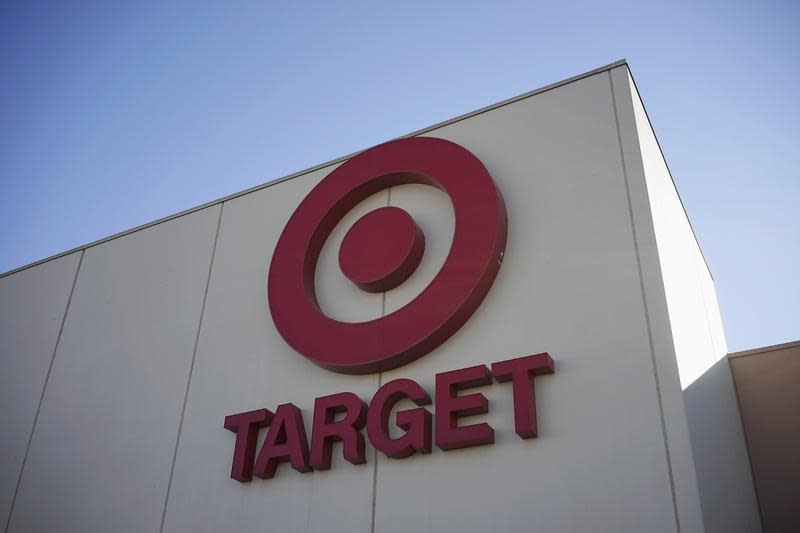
[
  {"x1": 225, "y1": 353, "x2": 553, "y2": 481},
  {"x1": 267, "y1": 137, "x2": 508, "y2": 374},
  {"x1": 225, "y1": 138, "x2": 555, "y2": 482}
]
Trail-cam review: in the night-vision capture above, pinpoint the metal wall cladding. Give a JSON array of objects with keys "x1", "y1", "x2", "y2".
[
  {"x1": 1, "y1": 63, "x2": 753, "y2": 533},
  {"x1": 0, "y1": 252, "x2": 81, "y2": 528},
  {"x1": 6, "y1": 206, "x2": 220, "y2": 533}
]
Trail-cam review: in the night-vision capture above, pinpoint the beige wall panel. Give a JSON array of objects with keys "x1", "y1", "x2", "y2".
[
  {"x1": 375, "y1": 71, "x2": 681, "y2": 533},
  {"x1": 7, "y1": 206, "x2": 221, "y2": 533},
  {"x1": 730, "y1": 343, "x2": 800, "y2": 533},
  {"x1": 161, "y1": 172, "x2": 387, "y2": 533},
  {"x1": 0, "y1": 252, "x2": 81, "y2": 528}
]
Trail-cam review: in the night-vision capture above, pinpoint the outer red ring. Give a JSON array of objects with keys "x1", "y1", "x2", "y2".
[{"x1": 268, "y1": 137, "x2": 507, "y2": 374}]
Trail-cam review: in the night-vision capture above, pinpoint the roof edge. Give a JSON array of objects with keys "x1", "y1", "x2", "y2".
[
  {"x1": 728, "y1": 339, "x2": 800, "y2": 359},
  {"x1": 2, "y1": 59, "x2": 627, "y2": 279},
  {"x1": 623, "y1": 64, "x2": 715, "y2": 280}
]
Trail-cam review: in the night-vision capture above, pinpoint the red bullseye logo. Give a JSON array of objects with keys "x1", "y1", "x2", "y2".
[{"x1": 268, "y1": 137, "x2": 507, "y2": 374}]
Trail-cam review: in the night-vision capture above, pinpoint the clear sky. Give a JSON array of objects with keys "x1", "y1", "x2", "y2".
[{"x1": 1, "y1": 1, "x2": 797, "y2": 352}]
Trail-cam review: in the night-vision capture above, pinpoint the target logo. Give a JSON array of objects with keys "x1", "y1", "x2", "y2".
[{"x1": 268, "y1": 137, "x2": 508, "y2": 374}]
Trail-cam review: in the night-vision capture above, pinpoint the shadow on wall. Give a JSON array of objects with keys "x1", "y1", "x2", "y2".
[
  {"x1": 726, "y1": 344, "x2": 800, "y2": 533},
  {"x1": 683, "y1": 356, "x2": 762, "y2": 533}
]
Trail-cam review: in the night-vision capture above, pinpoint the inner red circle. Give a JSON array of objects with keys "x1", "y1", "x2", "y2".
[{"x1": 338, "y1": 206, "x2": 425, "y2": 293}]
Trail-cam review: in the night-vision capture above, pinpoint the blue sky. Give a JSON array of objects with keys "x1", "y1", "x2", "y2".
[{"x1": 1, "y1": 1, "x2": 797, "y2": 352}]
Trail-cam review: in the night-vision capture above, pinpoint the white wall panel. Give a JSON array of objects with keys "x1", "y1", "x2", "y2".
[
  {"x1": 161, "y1": 172, "x2": 386, "y2": 533},
  {"x1": 617, "y1": 67, "x2": 761, "y2": 532},
  {"x1": 7, "y1": 206, "x2": 220, "y2": 533},
  {"x1": 610, "y1": 66, "x2": 706, "y2": 533},
  {"x1": 0, "y1": 252, "x2": 81, "y2": 529},
  {"x1": 374, "y1": 70, "x2": 684, "y2": 533}
]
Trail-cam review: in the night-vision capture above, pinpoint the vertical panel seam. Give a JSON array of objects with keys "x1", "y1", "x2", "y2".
[
  {"x1": 159, "y1": 203, "x2": 224, "y2": 533},
  {"x1": 371, "y1": 187, "x2": 391, "y2": 533},
  {"x1": 4, "y1": 249, "x2": 85, "y2": 533},
  {"x1": 608, "y1": 70, "x2": 682, "y2": 533},
  {"x1": 370, "y1": 371, "x2": 381, "y2": 533}
]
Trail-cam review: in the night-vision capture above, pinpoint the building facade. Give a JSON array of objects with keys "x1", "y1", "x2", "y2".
[{"x1": 0, "y1": 61, "x2": 774, "y2": 532}]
